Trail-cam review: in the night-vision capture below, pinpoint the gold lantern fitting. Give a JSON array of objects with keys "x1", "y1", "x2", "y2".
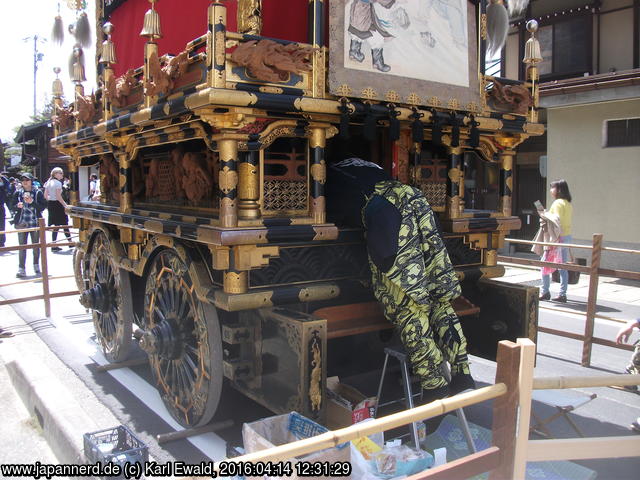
[
  {"x1": 100, "y1": 22, "x2": 117, "y2": 64},
  {"x1": 71, "y1": 45, "x2": 86, "y2": 83},
  {"x1": 523, "y1": 20, "x2": 542, "y2": 64},
  {"x1": 140, "y1": 0, "x2": 162, "y2": 39},
  {"x1": 52, "y1": 67, "x2": 64, "y2": 97}
]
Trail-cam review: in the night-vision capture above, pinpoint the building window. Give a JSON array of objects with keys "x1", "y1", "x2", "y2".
[
  {"x1": 603, "y1": 118, "x2": 640, "y2": 148},
  {"x1": 534, "y1": 15, "x2": 591, "y2": 80}
]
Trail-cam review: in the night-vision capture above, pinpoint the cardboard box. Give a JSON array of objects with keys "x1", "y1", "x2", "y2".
[
  {"x1": 326, "y1": 377, "x2": 377, "y2": 430},
  {"x1": 242, "y1": 411, "x2": 350, "y2": 480}
]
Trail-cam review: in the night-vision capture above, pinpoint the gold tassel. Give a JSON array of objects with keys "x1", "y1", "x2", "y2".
[
  {"x1": 75, "y1": 11, "x2": 92, "y2": 48},
  {"x1": 52, "y1": 15, "x2": 64, "y2": 45}
]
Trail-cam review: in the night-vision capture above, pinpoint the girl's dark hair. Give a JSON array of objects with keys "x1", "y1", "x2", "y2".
[{"x1": 551, "y1": 179, "x2": 572, "y2": 202}]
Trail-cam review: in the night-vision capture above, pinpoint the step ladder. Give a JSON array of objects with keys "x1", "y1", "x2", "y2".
[{"x1": 374, "y1": 346, "x2": 476, "y2": 453}]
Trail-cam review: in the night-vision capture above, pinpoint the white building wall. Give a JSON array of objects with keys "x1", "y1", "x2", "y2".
[{"x1": 546, "y1": 99, "x2": 640, "y2": 258}]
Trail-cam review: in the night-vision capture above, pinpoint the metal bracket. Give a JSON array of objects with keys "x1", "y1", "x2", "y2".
[
  {"x1": 233, "y1": 244, "x2": 279, "y2": 271},
  {"x1": 223, "y1": 360, "x2": 254, "y2": 380},
  {"x1": 222, "y1": 324, "x2": 255, "y2": 344}
]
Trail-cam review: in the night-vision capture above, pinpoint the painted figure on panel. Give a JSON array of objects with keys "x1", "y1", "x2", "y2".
[
  {"x1": 348, "y1": 0, "x2": 398, "y2": 72},
  {"x1": 344, "y1": 0, "x2": 469, "y2": 87}
]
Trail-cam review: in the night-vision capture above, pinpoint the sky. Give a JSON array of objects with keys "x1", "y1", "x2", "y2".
[{"x1": 0, "y1": 1, "x2": 96, "y2": 143}]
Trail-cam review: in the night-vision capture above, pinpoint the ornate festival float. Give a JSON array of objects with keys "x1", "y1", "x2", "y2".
[{"x1": 50, "y1": 0, "x2": 544, "y2": 429}]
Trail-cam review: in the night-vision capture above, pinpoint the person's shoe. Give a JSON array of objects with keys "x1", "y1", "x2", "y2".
[
  {"x1": 539, "y1": 292, "x2": 550, "y2": 301},
  {"x1": 552, "y1": 295, "x2": 567, "y2": 303},
  {"x1": 16, "y1": 268, "x2": 26, "y2": 278},
  {"x1": 51, "y1": 246, "x2": 62, "y2": 252},
  {"x1": 33, "y1": 264, "x2": 41, "y2": 277},
  {"x1": 631, "y1": 418, "x2": 640, "y2": 433}
]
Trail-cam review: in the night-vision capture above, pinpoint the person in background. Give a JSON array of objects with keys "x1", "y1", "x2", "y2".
[
  {"x1": 62, "y1": 176, "x2": 71, "y2": 204},
  {"x1": 11, "y1": 173, "x2": 46, "y2": 278},
  {"x1": 616, "y1": 318, "x2": 640, "y2": 432},
  {"x1": 537, "y1": 179, "x2": 573, "y2": 303},
  {"x1": 89, "y1": 173, "x2": 99, "y2": 201},
  {"x1": 0, "y1": 172, "x2": 9, "y2": 248},
  {"x1": 43, "y1": 167, "x2": 72, "y2": 252}
]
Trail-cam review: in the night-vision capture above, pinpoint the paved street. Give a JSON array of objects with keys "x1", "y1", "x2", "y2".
[{"x1": 0, "y1": 228, "x2": 639, "y2": 479}]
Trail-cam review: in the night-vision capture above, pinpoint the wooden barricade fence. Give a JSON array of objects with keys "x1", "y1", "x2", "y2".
[
  {"x1": 499, "y1": 233, "x2": 640, "y2": 367},
  {"x1": 191, "y1": 339, "x2": 640, "y2": 480},
  {"x1": 0, "y1": 217, "x2": 79, "y2": 317}
]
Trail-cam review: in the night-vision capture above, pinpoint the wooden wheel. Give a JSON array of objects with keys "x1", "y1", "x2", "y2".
[
  {"x1": 81, "y1": 231, "x2": 133, "y2": 362},
  {"x1": 73, "y1": 247, "x2": 89, "y2": 292},
  {"x1": 140, "y1": 248, "x2": 223, "y2": 427}
]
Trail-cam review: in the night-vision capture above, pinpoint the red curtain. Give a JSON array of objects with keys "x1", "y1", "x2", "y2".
[{"x1": 110, "y1": 0, "x2": 310, "y2": 77}]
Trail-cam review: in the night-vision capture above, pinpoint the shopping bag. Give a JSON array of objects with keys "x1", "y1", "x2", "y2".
[{"x1": 552, "y1": 256, "x2": 586, "y2": 285}]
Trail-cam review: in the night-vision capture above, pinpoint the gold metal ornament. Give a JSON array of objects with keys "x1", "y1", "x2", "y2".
[
  {"x1": 523, "y1": 20, "x2": 542, "y2": 65},
  {"x1": 140, "y1": 0, "x2": 162, "y2": 39},
  {"x1": 100, "y1": 22, "x2": 117, "y2": 65}
]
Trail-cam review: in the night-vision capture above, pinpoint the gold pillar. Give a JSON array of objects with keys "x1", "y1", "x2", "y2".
[
  {"x1": 410, "y1": 142, "x2": 422, "y2": 186},
  {"x1": 446, "y1": 146, "x2": 464, "y2": 219},
  {"x1": 143, "y1": 42, "x2": 159, "y2": 107},
  {"x1": 498, "y1": 150, "x2": 514, "y2": 217},
  {"x1": 52, "y1": 67, "x2": 64, "y2": 137},
  {"x1": 74, "y1": 83, "x2": 85, "y2": 131},
  {"x1": 238, "y1": 150, "x2": 261, "y2": 220},
  {"x1": 218, "y1": 139, "x2": 238, "y2": 228},
  {"x1": 68, "y1": 160, "x2": 79, "y2": 206},
  {"x1": 100, "y1": 22, "x2": 117, "y2": 120},
  {"x1": 141, "y1": 0, "x2": 162, "y2": 107},
  {"x1": 485, "y1": 248, "x2": 498, "y2": 267},
  {"x1": 117, "y1": 153, "x2": 133, "y2": 213},
  {"x1": 208, "y1": 1, "x2": 227, "y2": 88},
  {"x1": 309, "y1": 127, "x2": 326, "y2": 223},
  {"x1": 523, "y1": 20, "x2": 543, "y2": 124},
  {"x1": 224, "y1": 270, "x2": 248, "y2": 294}
]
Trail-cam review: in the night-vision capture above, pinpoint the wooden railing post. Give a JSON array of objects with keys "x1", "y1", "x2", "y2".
[
  {"x1": 38, "y1": 218, "x2": 51, "y2": 318},
  {"x1": 582, "y1": 233, "x2": 603, "y2": 367},
  {"x1": 489, "y1": 341, "x2": 522, "y2": 480},
  {"x1": 512, "y1": 338, "x2": 536, "y2": 479}
]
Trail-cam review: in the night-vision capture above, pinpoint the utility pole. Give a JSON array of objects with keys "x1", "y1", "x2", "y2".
[{"x1": 23, "y1": 35, "x2": 46, "y2": 118}]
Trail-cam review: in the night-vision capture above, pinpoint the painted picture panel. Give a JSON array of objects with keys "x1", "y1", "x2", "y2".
[{"x1": 329, "y1": 0, "x2": 481, "y2": 110}]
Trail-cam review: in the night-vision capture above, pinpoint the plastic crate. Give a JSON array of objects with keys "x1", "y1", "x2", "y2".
[{"x1": 84, "y1": 425, "x2": 148, "y2": 478}]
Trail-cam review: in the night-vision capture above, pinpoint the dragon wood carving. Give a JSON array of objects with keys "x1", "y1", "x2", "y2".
[
  {"x1": 100, "y1": 154, "x2": 120, "y2": 202},
  {"x1": 75, "y1": 93, "x2": 97, "y2": 124},
  {"x1": 180, "y1": 152, "x2": 213, "y2": 204},
  {"x1": 53, "y1": 106, "x2": 74, "y2": 131},
  {"x1": 143, "y1": 50, "x2": 190, "y2": 98},
  {"x1": 230, "y1": 39, "x2": 314, "y2": 83},
  {"x1": 105, "y1": 69, "x2": 138, "y2": 108},
  {"x1": 487, "y1": 80, "x2": 532, "y2": 115}
]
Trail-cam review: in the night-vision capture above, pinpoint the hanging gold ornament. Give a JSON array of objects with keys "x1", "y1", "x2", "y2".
[
  {"x1": 523, "y1": 20, "x2": 542, "y2": 64},
  {"x1": 140, "y1": 0, "x2": 162, "y2": 39},
  {"x1": 100, "y1": 23, "x2": 117, "y2": 65},
  {"x1": 52, "y1": 67, "x2": 64, "y2": 97}
]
